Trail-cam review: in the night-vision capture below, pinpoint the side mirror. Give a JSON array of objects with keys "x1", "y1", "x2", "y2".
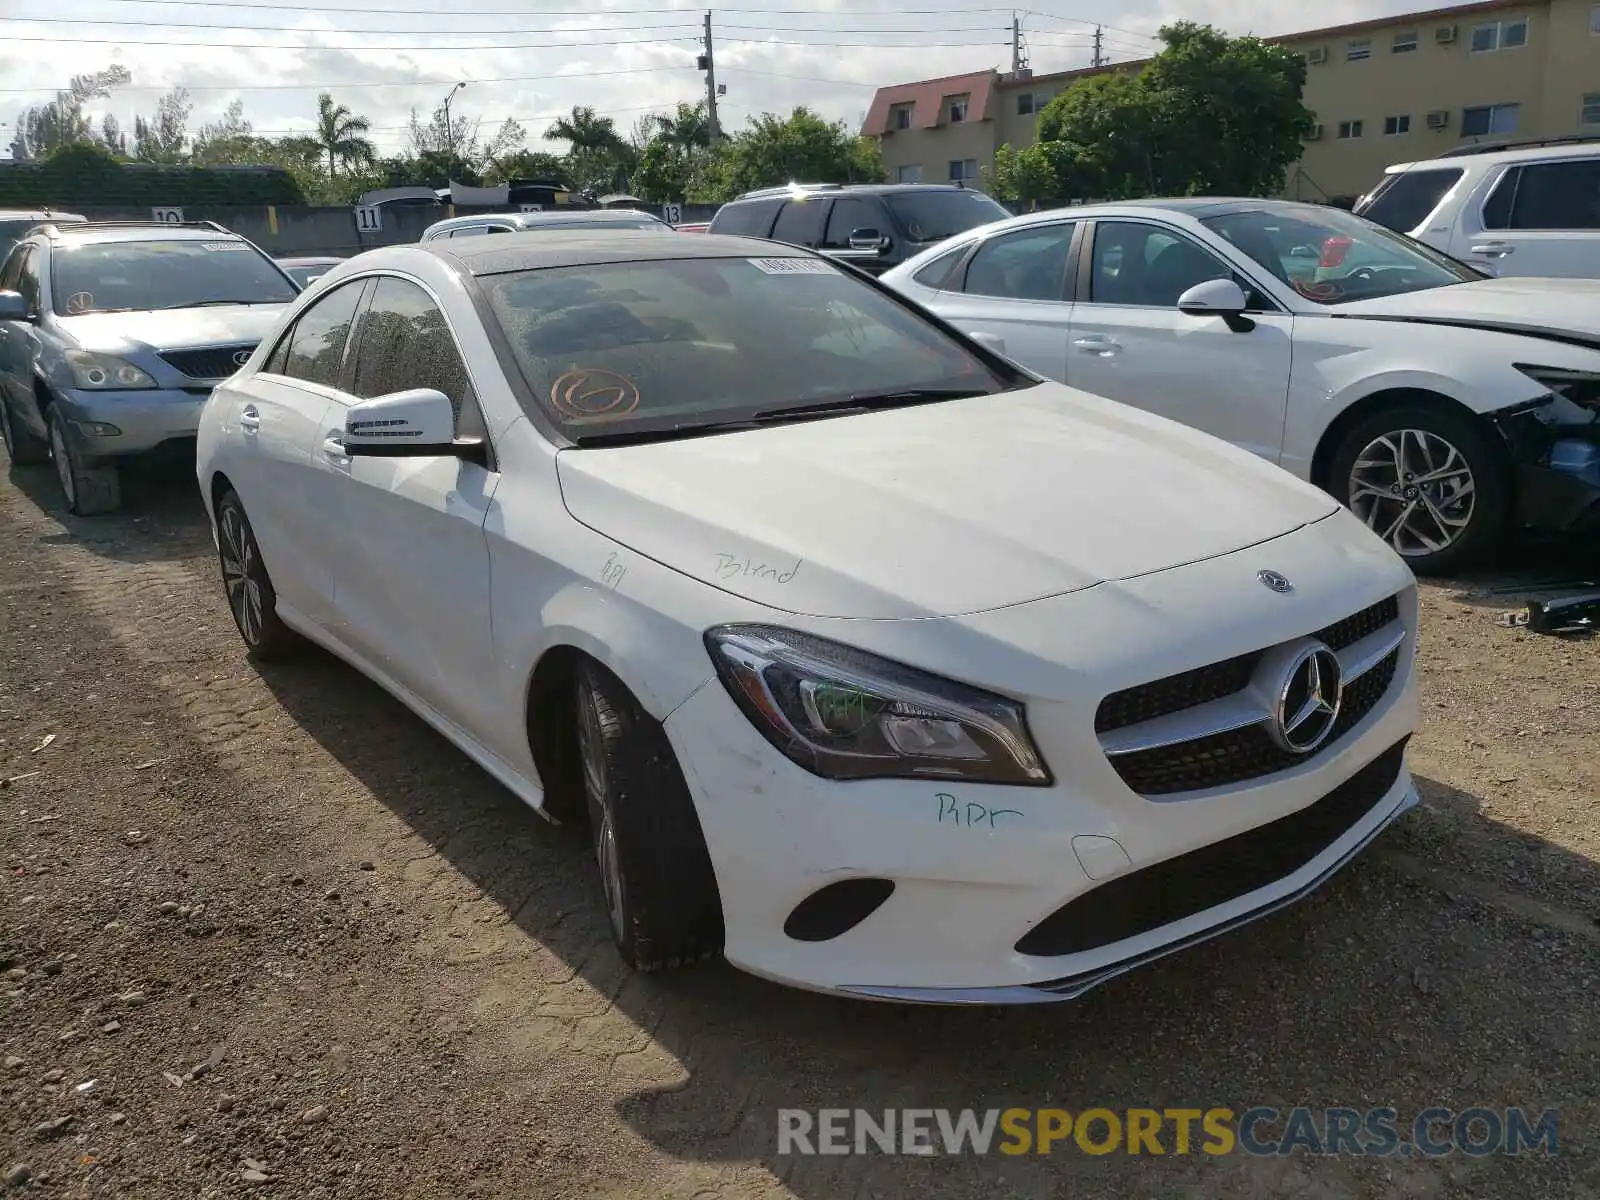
[
  {"x1": 342, "y1": 388, "x2": 486, "y2": 465},
  {"x1": 848, "y1": 227, "x2": 888, "y2": 253},
  {"x1": 0, "y1": 290, "x2": 29, "y2": 322},
  {"x1": 1177, "y1": 278, "x2": 1248, "y2": 317}
]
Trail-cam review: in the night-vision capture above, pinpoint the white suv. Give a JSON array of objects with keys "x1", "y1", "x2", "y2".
[{"x1": 1354, "y1": 137, "x2": 1600, "y2": 279}]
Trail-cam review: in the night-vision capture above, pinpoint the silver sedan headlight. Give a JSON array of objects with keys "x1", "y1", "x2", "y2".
[{"x1": 66, "y1": 351, "x2": 157, "y2": 390}]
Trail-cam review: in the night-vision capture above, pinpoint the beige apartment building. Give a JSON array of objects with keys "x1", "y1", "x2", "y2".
[{"x1": 861, "y1": 0, "x2": 1600, "y2": 202}]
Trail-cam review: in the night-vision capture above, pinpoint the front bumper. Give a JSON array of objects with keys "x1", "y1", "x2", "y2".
[
  {"x1": 53, "y1": 385, "x2": 209, "y2": 458},
  {"x1": 663, "y1": 514, "x2": 1420, "y2": 1003}
]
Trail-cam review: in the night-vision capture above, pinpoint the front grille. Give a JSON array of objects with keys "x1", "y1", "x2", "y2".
[
  {"x1": 1096, "y1": 595, "x2": 1399, "y2": 736},
  {"x1": 1015, "y1": 737, "x2": 1408, "y2": 957},
  {"x1": 1110, "y1": 651, "x2": 1397, "y2": 795},
  {"x1": 158, "y1": 344, "x2": 257, "y2": 380}
]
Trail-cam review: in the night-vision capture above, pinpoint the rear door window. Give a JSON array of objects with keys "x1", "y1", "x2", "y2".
[
  {"x1": 710, "y1": 200, "x2": 780, "y2": 238},
  {"x1": 1357, "y1": 168, "x2": 1463, "y2": 232},
  {"x1": 770, "y1": 200, "x2": 826, "y2": 247},
  {"x1": 1484, "y1": 159, "x2": 1600, "y2": 230}
]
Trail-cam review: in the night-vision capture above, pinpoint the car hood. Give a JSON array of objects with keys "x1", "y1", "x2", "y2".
[
  {"x1": 555, "y1": 383, "x2": 1341, "y2": 619},
  {"x1": 58, "y1": 306, "x2": 290, "y2": 353},
  {"x1": 1335, "y1": 277, "x2": 1600, "y2": 346}
]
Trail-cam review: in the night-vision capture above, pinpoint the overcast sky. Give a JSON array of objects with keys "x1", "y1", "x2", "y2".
[{"x1": 1, "y1": 0, "x2": 1435, "y2": 157}]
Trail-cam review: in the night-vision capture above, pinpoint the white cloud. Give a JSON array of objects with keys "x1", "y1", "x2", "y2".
[{"x1": 0, "y1": 0, "x2": 1440, "y2": 155}]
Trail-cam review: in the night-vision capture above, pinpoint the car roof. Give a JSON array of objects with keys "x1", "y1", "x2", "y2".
[
  {"x1": 1397, "y1": 140, "x2": 1600, "y2": 169},
  {"x1": 48, "y1": 224, "x2": 248, "y2": 247},
  {"x1": 986, "y1": 197, "x2": 1337, "y2": 235},
  {"x1": 418, "y1": 229, "x2": 808, "y2": 275},
  {"x1": 427, "y1": 210, "x2": 661, "y2": 232},
  {"x1": 727, "y1": 183, "x2": 976, "y2": 203},
  {"x1": 275, "y1": 255, "x2": 344, "y2": 265}
]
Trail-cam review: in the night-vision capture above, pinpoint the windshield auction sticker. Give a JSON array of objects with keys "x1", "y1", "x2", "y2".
[{"x1": 747, "y1": 257, "x2": 836, "y2": 275}]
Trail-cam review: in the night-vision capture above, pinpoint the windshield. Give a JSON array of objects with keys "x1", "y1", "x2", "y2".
[
  {"x1": 1199, "y1": 207, "x2": 1478, "y2": 305},
  {"x1": 51, "y1": 239, "x2": 297, "y2": 315},
  {"x1": 884, "y1": 190, "x2": 1010, "y2": 243},
  {"x1": 482, "y1": 254, "x2": 1014, "y2": 442}
]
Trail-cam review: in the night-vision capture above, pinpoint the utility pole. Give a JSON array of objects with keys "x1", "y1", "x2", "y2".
[
  {"x1": 1091, "y1": 24, "x2": 1105, "y2": 67},
  {"x1": 442, "y1": 81, "x2": 467, "y2": 167},
  {"x1": 1011, "y1": 14, "x2": 1022, "y2": 74},
  {"x1": 701, "y1": 12, "x2": 722, "y2": 142}
]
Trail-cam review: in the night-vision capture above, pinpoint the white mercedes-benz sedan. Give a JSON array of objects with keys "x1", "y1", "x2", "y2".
[
  {"x1": 882, "y1": 199, "x2": 1600, "y2": 576},
  {"x1": 195, "y1": 230, "x2": 1420, "y2": 1004}
]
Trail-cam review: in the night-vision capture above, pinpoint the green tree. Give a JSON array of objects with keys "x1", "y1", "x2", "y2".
[
  {"x1": 314, "y1": 92, "x2": 376, "y2": 179},
  {"x1": 483, "y1": 149, "x2": 568, "y2": 186},
  {"x1": 694, "y1": 107, "x2": 884, "y2": 200},
  {"x1": 983, "y1": 142, "x2": 1069, "y2": 209},
  {"x1": 16, "y1": 66, "x2": 131, "y2": 158},
  {"x1": 652, "y1": 102, "x2": 711, "y2": 167},
  {"x1": 545, "y1": 105, "x2": 629, "y2": 194},
  {"x1": 133, "y1": 86, "x2": 192, "y2": 165},
  {"x1": 1037, "y1": 21, "x2": 1312, "y2": 199},
  {"x1": 190, "y1": 99, "x2": 255, "y2": 166}
]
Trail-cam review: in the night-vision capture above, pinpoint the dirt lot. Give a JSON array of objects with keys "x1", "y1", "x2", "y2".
[{"x1": 1, "y1": 460, "x2": 1597, "y2": 1200}]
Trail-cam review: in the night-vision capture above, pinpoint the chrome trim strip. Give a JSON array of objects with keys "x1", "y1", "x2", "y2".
[
  {"x1": 1099, "y1": 621, "x2": 1404, "y2": 758},
  {"x1": 837, "y1": 782, "x2": 1419, "y2": 1007},
  {"x1": 1337, "y1": 623, "x2": 1407, "y2": 685}
]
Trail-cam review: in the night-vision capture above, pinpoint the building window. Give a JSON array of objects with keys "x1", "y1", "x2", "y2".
[
  {"x1": 1017, "y1": 91, "x2": 1037, "y2": 115},
  {"x1": 896, "y1": 164, "x2": 923, "y2": 183},
  {"x1": 1337, "y1": 119, "x2": 1365, "y2": 139},
  {"x1": 1347, "y1": 38, "x2": 1372, "y2": 60},
  {"x1": 1592, "y1": 3, "x2": 1600, "y2": 34},
  {"x1": 1461, "y1": 103, "x2": 1520, "y2": 137},
  {"x1": 1392, "y1": 30, "x2": 1419, "y2": 52},
  {"x1": 945, "y1": 95, "x2": 968, "y2": 124},
  {"x1": 1470, "y1": 19, "x2": 1527, "y2": 52},
  {"x1": 888, "y1": 103, "x2": 912, "y2": 131},
  {"x1": 1384, "y1": 114, "x2": 1412, "y2": 135},
  {"x1": 1582, "y1": 94, "x2": 1600, "y2": 125},
  {"x1": 948, "y1": 159, "x2": 978, "y2": 182}
]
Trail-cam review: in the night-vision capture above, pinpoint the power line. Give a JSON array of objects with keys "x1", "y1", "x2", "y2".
[
  {"x1": 0, "y1": 31, "x2": 1010, "y2": 49},
  {"x1": 6, "y1": 13, "x2": 1046, "y2": 34},
  {"x1": 61, "y1": 0, "x2": 1142, "y2": 16},
  {"x1": 0, "y1": 63, "x2": 886, "y2": 97}
]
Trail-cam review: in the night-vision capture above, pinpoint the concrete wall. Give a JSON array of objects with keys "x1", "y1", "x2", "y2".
[{"x1": 65, "y1": 201, "x2": 725, "y2": 257}]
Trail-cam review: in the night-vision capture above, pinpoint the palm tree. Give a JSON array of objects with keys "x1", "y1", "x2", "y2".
[
  {"x1": 652, "y1": 102, "x2": 711, "y2": 166},
  {"x1": 314, "y1": 92, "x2": 375, "y2": 178},
  {"x1": 544, "y1": 105, "x2": 623, "y2": 156}
]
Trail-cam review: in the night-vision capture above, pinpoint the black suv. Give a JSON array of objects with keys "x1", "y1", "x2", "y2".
[{"x1": 706, "y1": 183, "x2": 1011, "y2": 275}]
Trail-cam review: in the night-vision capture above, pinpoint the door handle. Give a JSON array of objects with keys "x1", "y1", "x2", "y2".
[
  {"x1": 1073, "y1": 335, "x2": 1121, "y2": 356},
  {"x1": 239, "y1": 405, "x2": 260, "y2": 432},
  {"x1": 1469, "y1": 242, "x2": 1514, "y2": 257},
  {"x1": 322, "y1": 433, "x2": 348, "y2": 459}
]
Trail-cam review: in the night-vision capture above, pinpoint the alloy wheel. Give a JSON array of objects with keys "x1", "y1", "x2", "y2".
[
  {"x1": 577, "y1": 682, "x2": 626, "y2": 941},
  {"x1": 218, "y1": 503, "x2": 265, "y2": 645},
  {"x1": 48, "y1": 417, "x2": 76, "y2": 508},
  {"x1": 1348, "y1": 427, "x2": 1476, "y2": 558}
]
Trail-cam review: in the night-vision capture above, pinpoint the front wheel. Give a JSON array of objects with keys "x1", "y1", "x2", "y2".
[
  {"x1": 1329, "y1": 403, "x2": 1510, "y2": 574},
  {"x1": 48, "y1": 407, "x2": 121, "y2": 515},
  {"x1": 574, "y1": 662, "x2": 723, "y2": 971}
]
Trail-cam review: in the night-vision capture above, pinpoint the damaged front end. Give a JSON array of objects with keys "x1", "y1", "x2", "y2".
[{"x1": 1495, "y1": 367, "x2": 1600, "y2": 532}]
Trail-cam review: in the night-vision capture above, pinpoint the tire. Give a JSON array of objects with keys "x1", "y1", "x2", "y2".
[
  {"x1": 0, "y1": 395, "x2": 49, "y2": 466},
  {"x1": 47, "y1": 406, "x2": 121, "y2": 515},
  {"x1": 215, "y1": 489, "x2": 298, "y2": 660},
  {"x1": 574, "y1": 661, "x2": 724, "y2": 971},
  {"x1": 1328, "y1": 401, "x2": 1510, "y2": 575}
]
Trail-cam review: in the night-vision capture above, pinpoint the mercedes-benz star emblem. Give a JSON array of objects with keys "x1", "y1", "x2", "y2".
[
  {"x1": 1270, "y1": 643, "x2": 1344, "y2": 754},
  {"x1": 232, "y1": 349, "x2": 253, "y2": 368},
  {"x1": 1257, "y1": 569, "x2": 1294, "y2": 594}
]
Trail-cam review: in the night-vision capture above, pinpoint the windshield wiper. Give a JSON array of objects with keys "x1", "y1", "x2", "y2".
[
  {"x1": 164, "y1": 299, "x2": 277, "y2": 309},
  {"x1": 750, "y1": 385, "x2": 989, "y2": 424},
  {"x1": 571, "y1": 419, "x2": 765, "y2": 447}
]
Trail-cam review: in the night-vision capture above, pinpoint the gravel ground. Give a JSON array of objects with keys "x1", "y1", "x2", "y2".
[{"x1": 1, "y1": 461, "x2": 1597, "y2": 1199}]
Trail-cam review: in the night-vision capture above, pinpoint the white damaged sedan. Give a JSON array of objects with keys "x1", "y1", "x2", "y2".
[{"x1": 196, "y1": 231, "x2": 1420, "y2": 1003}]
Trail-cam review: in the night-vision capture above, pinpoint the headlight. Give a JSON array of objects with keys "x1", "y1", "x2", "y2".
[
  {"x1": 1515, "y1": 364, "x2": 1600, "y2": 414},
  {"x1": 66, "y1": 351, "x2": 156, "y2": 390},
  {"x1": 704, "y1": 624, "x2": 1051, "y2": 785}
]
